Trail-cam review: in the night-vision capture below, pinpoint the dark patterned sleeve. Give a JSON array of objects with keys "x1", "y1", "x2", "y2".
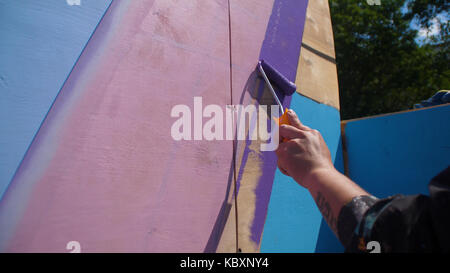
[
  {"x1": 337, "y1": 195, "x2": 378, "y2": 248},
  {"x1": 338, "y1": 166, "x2": 450, "y2": 253}
]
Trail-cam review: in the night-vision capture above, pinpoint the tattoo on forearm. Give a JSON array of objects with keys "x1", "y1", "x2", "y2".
[{"x1": 315, "y1": 192, "x2": 337, "y2": 232}]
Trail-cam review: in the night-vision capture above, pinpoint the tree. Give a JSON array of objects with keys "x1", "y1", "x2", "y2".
[{"x1": 329, "y1": 0, "x2": 449, "y2": 119}]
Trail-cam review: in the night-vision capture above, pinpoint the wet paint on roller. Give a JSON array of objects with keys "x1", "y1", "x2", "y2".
[{"x1": 0, "y1": 0, "x2": 113, "y2": 200}]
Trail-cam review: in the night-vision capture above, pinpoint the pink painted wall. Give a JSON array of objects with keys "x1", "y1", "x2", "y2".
[
  {"x1": 0, "y1": 0, "x2": 308, "y2": 252},
  {"x1": 0, "y1": 0, "x2": 233, "y2": 252}
]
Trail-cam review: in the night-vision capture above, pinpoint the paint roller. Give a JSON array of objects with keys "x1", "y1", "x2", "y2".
[{"x1": 257, "y1": 59, "x2": 296, "y2": 128}]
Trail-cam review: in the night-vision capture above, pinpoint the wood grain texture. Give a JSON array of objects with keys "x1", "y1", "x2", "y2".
[
  {"x1": 1, "y1": 0, "x2": 310, "y2": 253},
  {"x1": 217, "y1": 0, "x2": 276, "y2": 253},
  {"x1": 296, "y1": 46, "x2": 340, "y2": 108},
  {"x1": 221, "y1": 0, "x2": 308, "y2": 253},
  {"x1": 301, "y1": 0, "x2": 336, "y2": 59},
  {"x1": 0, "y1": 0, "x2": 234, "y2": 252},
  {"x1": 295, "y1": 0, "x2": 340, "y2": 109}
]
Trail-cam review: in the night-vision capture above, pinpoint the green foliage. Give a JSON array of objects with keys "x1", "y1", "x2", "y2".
[{"x1": 329, "y1": 0, "x2": 449, "y2": 119}]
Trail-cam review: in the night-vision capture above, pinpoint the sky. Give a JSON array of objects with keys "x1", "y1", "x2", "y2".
[
  {"x1": 413, "y1": 13, "x2": 447, "y2": 43},
  {"x1": 401, "y1": 1, "x2": 449, "y2": 44}
]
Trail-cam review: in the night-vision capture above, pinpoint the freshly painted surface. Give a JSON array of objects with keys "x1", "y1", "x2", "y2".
[
  {"x1": 0, "y1": 0, "x2": 112, "y2": 199},
  {"x1": 261, "y1": 93, "x2": 343, "y2": 252},
  {"x1": 226, "y1": 0, "x2": 308, "y2": 252},
  {"x1": 0, "y1": 0, "x2": 328, "y2": 253},
  {"x1": 215, "y1": 0, "x2": 277, "y2": 252},
  {"x1": 0, "y1": 0, "x2": 233, "y2": 252},
  {"x1": 259, "y1": 0, "x2": 344, "y2": 253},
  {"x1": 344, "y1": 105, "x2": 450, "y2": 197}
]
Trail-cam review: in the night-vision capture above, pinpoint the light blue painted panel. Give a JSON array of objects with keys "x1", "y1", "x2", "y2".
[
  {"x1": 261, "y1": 100, "x2": 449, "y2": 253},
  {"x1": 261, "y1": 93, "x2": 343, "y2": 252},
  {"x1": 0, "y1": 0, "x2": 112, "y2": 199},
  {"x1": 345, "y1": 105, "x2": 450, "y2": 198}
]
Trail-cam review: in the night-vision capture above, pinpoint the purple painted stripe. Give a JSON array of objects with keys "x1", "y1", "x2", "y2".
[{"x1": 235, "y1": 0, "x2": 308, "y2": 246}]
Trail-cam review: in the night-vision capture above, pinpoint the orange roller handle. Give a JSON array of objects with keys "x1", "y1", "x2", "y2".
[
  {"x1": 279, "y1": 109, "x2": 290, "y2": 126},
  {"x1": 277, "y1": 108, "x2": 290, "y2": 142}
]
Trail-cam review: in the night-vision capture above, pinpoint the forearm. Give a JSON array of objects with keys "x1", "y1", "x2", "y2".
[{"x1": 302, "y1": 167, "x2": 369, "y2": 236}]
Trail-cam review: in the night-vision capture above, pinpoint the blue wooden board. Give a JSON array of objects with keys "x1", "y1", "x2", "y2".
[
  {"x1": 261, "y1": 100, "x2": 450, "y2": 253},
  {"x1": 344, "y1": 105, "x2": 450, "y2": 198},
  {"x1": 0, "y1": 0, "x2": 112, "y2": 199},
  {"x1": 261, "y1": 93, "x2": 343, "y2": 252}
]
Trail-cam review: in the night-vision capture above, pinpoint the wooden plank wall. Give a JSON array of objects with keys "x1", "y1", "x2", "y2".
[
  {"x1": 0, "y1": 0, "x2": 310, "y2": 253},
  {"x1": 261, "y1": 0, "x2": 344, "y2": 253}
]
